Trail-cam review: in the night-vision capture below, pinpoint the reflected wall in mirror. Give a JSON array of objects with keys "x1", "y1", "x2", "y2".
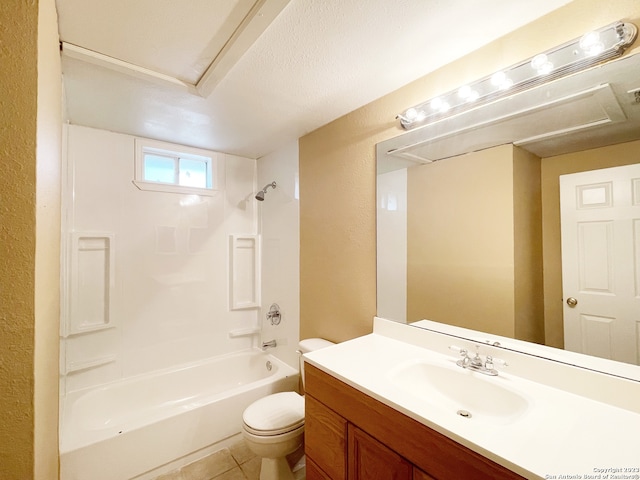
[{"x1": 377, "y1": 52, "x2": 640, "y2": 368}]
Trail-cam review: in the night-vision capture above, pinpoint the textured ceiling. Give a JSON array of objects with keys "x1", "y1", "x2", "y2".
[{"x1": 57, "y1": 0, "x2": 574, "y2": 158}]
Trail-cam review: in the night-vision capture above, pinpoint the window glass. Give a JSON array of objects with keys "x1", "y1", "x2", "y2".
[
  {"x1": 134, "y1": 138, "x2": 219, "y2": 195},
  {"x1": 179, "y1": 158, "x2": 208, "y2": 188},
  {"x1": 144, "y1": 154, "x2": 177, "y2": 184}
]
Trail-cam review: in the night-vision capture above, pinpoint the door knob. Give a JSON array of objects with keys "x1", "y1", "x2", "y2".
[{"x1": 566, "y1": 297, "x2": 578, "y2": 307}]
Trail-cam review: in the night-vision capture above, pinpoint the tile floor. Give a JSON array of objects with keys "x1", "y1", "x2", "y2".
[{"x1": 153, "y1": 440, "x2": 305, "y2": 480}]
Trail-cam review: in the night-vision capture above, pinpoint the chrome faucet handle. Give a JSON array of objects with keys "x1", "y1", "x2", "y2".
[
  {"x1": 449, "y1": 345, "x2": 471, "y2": 366},
  {"x1": 448, "y1": 345, "x2": 467, "y2": 356},
  {"x1": 485, "y1": 355, "x2": 508, "y2": 370},
  {"x1": 492, "y1": 356, "x2": 508, "y2": 366}
]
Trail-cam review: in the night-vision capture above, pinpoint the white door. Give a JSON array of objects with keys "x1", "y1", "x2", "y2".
[{"x1": 560, "y1": 163, "x2": 640, "y2": 365}]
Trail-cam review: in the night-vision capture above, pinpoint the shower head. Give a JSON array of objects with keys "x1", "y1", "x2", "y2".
[{"x1": 255, "y1": 181, "x2": 276, "y2": 201}]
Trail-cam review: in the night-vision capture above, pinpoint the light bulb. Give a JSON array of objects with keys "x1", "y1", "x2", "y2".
[
  {"x1": 531, "y1": 54, "x2": 554, "y2": 75},
  {"x1": 491, "y1": 71, "x2": 506, "y2": 86},
  {"x1": 586, "y1": 42, "x2": 605, "y2": 56},
  {"x1": 458, "y1": 85, "x2": 472, "y2": 99},
  {"x1": 500, "y1": 78, "x2": 513, "y2": 90},
  {"x1": 580, "y1": 31, "x2": 606, "y2": 56},
  {"x1": 405, "y1": 108, "x2": 418, "y2": 120},
  {"x1": 531, "y1": 54, "x2": 547, "y2": 70},
  {"x1": 431, "y1": 97, "x2": 444, "y2": 110},
  {"x1": 401, "y1": 107, "x2": 426, "y2": 124},
  {"x1": 579, "y1": 31, "x2": 600, "y2": 50},
  {"x1": 491, "y1": 71, "x2": 512, "y2": 90}
]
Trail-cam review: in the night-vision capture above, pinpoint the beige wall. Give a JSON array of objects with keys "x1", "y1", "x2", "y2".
[
  {"x1": 299, "y1": 118, "x2": 378, "y2": 341},
  {"x1": 299, "y1": 0, "x2": 640, "y2": 342},
  {"x1": 541, "y1": 139, "x2": 640, "y2": 348},
  {"x1": 513, "y1": 147, "x2": 543, "y2": 344},
  {"x1": 404, "y1": 145, "x2": 543, "y2": 342},
  {"x1": 0, "y1": 0, "x2": 61, "y2": 478},
  {"x1": 0, "y1": 2, "x2": 40, "y2": 476},
  {"x1": 406, "y1": 145, "x2": 516, "y2": 337}
]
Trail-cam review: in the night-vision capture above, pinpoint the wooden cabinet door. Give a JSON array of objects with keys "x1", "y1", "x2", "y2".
[
  {"x1": 413, "y1": 467, "x2": 437, "y2": 480},
  {"x1": 305, "y1": 394, "x2": 348, "y2": 480},
  {"x1": 307, "y1": 457, "x2": 334, "y2": 480},
  {"x1": 348, "y1": 425, "x2": 412, "y2": 480}
]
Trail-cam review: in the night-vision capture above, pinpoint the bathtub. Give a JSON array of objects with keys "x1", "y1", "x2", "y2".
[{"x1": 60, "y1": 349, "x2": 299, "y2": 480}]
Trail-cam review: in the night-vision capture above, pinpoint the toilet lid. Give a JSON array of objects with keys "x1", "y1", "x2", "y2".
[{"x1": 243, "y1": 392, "x2": 304, "y2": 434}]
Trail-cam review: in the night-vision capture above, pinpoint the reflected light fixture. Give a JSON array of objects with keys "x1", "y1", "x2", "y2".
[{"x1": 397, "y1": 21, "x2": 637, "y2": 130}]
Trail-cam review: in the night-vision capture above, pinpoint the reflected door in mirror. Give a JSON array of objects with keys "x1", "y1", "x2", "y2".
[{"x1": 560, "y1": 163, "x2": 640, "y2": 365}]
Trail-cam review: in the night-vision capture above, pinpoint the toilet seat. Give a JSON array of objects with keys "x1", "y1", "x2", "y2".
[{"x1": 242, "y1": 392, "x2": 305, "y2": 436}]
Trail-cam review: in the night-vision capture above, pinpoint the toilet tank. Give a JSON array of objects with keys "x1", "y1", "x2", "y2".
[{"x1": 297, "y1": 338, "x2": 334, "y2": 389}]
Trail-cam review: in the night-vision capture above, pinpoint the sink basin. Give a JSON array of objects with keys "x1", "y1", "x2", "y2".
[{"x1": 388, "y1": 361, "x2": 530, "y2": 424}]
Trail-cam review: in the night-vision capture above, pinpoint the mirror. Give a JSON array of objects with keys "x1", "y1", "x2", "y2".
[
  {"x1": 408, "y1": 318, "x2": 640, "y2": 383},
  {"x1": 376, "y1": 52, "x2": 640, "y2": 378}
]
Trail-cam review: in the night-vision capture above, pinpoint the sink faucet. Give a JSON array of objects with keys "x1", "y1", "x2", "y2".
[
  {"x1": 261, "y1": 339, "x2": 277, "y2": 350},
  {"x1": 449, "y1": 345, "x2": 507, "y2": 376}
]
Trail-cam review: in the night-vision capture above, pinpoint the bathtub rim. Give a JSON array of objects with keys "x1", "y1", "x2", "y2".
[
  {"x1": 59, "y1": 347, "x2": 299, "y2": 454},
  {"x1": 63, "y1": 347, "x2": 294, "y2": 397}
]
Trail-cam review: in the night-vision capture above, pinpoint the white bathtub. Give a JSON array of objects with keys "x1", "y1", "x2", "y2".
[{"x1": 60, "y1": 349, "x2": 299, "y2": 480}]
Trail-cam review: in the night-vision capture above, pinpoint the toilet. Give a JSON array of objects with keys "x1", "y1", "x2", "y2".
[{"x1": 242, "y1": 338, "x2": 334, "y2": 480}]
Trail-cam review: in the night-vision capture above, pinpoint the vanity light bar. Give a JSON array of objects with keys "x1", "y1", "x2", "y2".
[{"x1": 397, "y1": 21, "x2": 638, "y2": 130}]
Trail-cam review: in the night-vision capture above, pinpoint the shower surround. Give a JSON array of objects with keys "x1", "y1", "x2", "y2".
[
  {"x1": 59, "y1": 125, "x2": 301, "y2": 476},
  {"x1": 60, "y1": 125, "x2": 263, "y2": 392}
]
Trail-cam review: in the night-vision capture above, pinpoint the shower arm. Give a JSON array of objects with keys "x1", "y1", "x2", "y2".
[{"x1": 260, "y1": 181, "x2": 276, "y2": 193}]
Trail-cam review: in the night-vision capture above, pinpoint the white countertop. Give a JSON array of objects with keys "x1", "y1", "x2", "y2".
[{"x1": 303, "y1": 319, "x2": 640, "y2": 480}]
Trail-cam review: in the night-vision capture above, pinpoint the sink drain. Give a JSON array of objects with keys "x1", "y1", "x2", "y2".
[{"x1": 457, "y1": 410, "x2": 472, "y2": 418}]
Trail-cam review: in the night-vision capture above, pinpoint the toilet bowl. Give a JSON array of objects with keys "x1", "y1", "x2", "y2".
[{"x1": 241, "y1": 338, "x2": 334, "y2": 480}]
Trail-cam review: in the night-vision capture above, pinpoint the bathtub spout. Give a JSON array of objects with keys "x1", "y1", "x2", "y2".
[{"x1": 261, "y1": 340, "x2": 277, "y2": 350}]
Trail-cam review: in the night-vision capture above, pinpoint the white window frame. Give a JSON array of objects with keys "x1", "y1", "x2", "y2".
[{"x1": 134, "y1": 138, "x2": 223, "y2": 196}]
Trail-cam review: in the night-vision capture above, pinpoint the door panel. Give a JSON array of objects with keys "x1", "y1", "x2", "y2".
[
  {"x1": 561, "y1": 163, "x2": 640, "y2": 365},
  {"x1": 348, "y1": 425, "x2": 411, "y2": 480},
  {"x1": 577, "y1": 221, "x2": 613, "y2": 293}
]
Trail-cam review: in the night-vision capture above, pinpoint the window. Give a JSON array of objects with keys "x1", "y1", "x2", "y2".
[{"x1": 134, "y1": 138, "x2": 221, "y2": 195}]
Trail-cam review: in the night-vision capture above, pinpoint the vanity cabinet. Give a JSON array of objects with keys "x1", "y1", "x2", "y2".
[
  {"x1": 348, "y1": 425, "x2": 412, "y2": 480},
  {"x1": 305, "y1": 394, "x2": 347, "y2": 479},
  {"x1": 304, "y1": 363, "x2": 525, "y2": 480}
]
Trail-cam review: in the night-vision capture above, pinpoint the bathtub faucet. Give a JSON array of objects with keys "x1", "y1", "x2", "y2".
[{"x1": 261, "y1": 340, "x2": 277, "y2": 350}]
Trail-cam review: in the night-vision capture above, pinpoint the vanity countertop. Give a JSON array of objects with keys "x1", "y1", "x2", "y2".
[{"x1": 303, "y1": 318, "x2": 640, "y2": 480}]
